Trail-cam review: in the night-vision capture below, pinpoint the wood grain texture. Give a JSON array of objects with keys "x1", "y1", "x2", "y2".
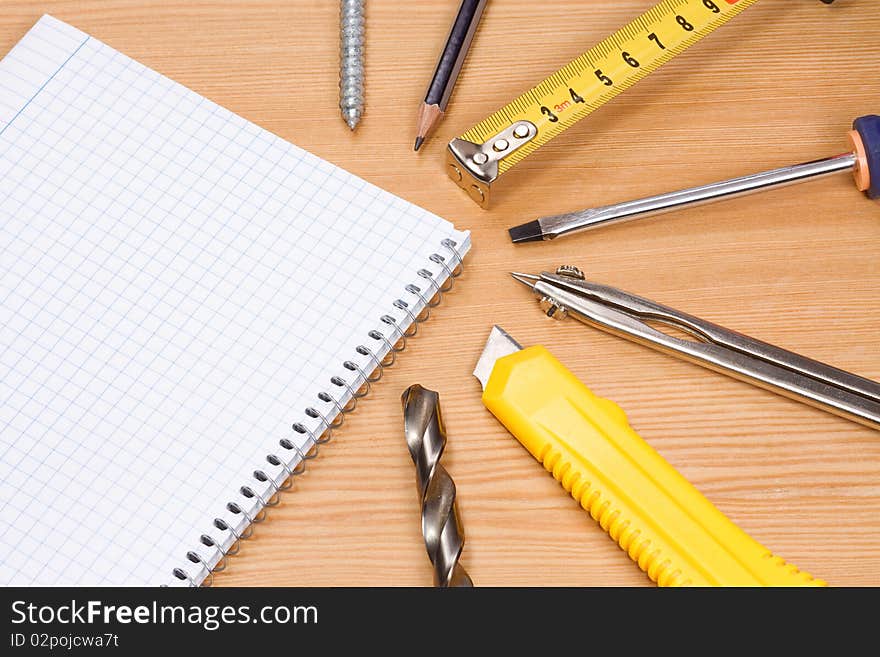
[{"x1": 3, "y1": 0, "x2": 877, "y2": 587}]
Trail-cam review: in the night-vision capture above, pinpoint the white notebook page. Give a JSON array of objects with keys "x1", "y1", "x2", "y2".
[{"x1": 0, "y1": 15, "x2": 470, "y2": 586}]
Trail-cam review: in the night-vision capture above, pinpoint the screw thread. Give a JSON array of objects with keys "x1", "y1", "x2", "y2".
[{"x1": 339, "y1": 0, "x2": 365, "y2": 129}]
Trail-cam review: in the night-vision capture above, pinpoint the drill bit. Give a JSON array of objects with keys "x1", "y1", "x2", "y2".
[
  {"x1": 339, "y1": 0, "x2": 365, "y2": 130},
  {"x1": 401, "y1": 384, "x2": 472, "y2": 587}
]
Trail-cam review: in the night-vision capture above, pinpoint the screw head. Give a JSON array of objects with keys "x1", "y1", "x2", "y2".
[
  {"x1": 472, "y1": 152, "x2": 489, "y2": 165},
  {"x1": 513, "y1": 124, "x2": 530, "y2": 139},
  {"x1": 556, "y1": 265, "x2": 584, "y2": 279},
  {"x1": 539, "y1": 296, "x2": 568, "y2": 320},
  {"x1": 492, "y1": 139, "x2": 509, "y2": 152}
]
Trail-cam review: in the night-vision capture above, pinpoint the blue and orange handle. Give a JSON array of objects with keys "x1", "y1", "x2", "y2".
[{"x1": 851, "y1": 115, "x2": 880, "y2": 200}]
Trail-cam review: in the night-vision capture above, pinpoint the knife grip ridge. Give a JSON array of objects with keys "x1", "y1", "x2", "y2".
[{"x1": 538, "y1": 440, "x2": 691, "y2": 586}]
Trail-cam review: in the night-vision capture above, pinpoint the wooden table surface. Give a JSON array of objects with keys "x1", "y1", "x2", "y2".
[{"x1": 3, "y1": 1, "x2": 878, "y2": 587}]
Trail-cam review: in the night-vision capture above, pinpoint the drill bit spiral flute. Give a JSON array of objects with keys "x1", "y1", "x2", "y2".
[{"x1": 401, "y1": 385, "x2": 472, "y2": 587}]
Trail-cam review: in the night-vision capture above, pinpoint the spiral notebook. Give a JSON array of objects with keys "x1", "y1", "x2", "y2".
[{"x1": 0, "y1": 15, "x2": 470, "y2": 586}]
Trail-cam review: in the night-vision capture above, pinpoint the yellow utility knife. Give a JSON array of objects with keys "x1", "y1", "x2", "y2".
[{"x1": 473, "y1": 325, "x2": 826, "y2": 586}]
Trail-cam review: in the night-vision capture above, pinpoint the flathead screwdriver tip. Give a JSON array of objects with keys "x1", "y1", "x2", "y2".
[
  {"x1": 508, "y1": 220, "x2": 544, "y2": 243},
  {"x1": 413, "y1": 136, "x2": 425, "y2": 152}
]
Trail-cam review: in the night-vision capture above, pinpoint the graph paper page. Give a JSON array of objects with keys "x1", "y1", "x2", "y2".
[{"x1": 0, "y1": 15, "x2": 470, "y2": 585}]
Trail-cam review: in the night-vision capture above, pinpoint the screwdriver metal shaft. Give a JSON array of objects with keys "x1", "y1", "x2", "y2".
[
  {"x1": 533, "y1": 153, "x2": 856, "y2": 241},
  {"x1": 401, "y1": 384, "x2": 472, "y2": 587}
]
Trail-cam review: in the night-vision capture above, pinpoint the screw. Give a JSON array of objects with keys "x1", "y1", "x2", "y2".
[
  {"x1": 339, "y1": 0, "x2": 365, "y2": 130},
  {"x1": 556, "y1": 265, "x2": 585, "y2": 279},
  {"x1": 540, "y1": 296, "x2": 568, "y2": 320}
]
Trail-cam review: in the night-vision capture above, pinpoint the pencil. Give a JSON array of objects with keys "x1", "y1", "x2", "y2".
[{"x1": 414, "y1": 0, "x2": 488, "y2": 151}]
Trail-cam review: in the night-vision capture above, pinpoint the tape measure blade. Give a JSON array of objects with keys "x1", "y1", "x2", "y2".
[{"x1": 453, "y1": 0, "x2": 760, "y2": 185}]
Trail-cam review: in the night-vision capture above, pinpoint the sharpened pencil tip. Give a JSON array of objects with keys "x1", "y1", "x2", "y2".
[
  {"x1": 508, "y1": 220, "x2": 544, "y2": 243},
  {"x1": 413, "y1": 136, "x2": 425, "y2": 152}
]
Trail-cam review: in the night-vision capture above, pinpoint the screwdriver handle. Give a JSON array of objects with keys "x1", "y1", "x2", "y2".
[
  {"x1": 482, "y1": 345, "x2": 826, "y2": 586},
  {"x1": 852, "y1": 114, "x2": 880, "y2": 199}
]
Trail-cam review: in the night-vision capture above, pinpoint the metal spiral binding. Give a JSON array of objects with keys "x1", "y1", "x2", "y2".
[{"x1": 171, "y1": 238, "x2": 463, "y2": 586}]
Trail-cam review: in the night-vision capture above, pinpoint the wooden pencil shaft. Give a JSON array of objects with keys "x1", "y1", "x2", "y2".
[{"x1": 425, "y1": 0, "x2": 487, "y2": 109}]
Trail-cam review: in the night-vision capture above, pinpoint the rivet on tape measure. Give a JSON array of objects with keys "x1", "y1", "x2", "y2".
[{"x1": 447, "y1": 0, "x2": 765, "y2": 208}]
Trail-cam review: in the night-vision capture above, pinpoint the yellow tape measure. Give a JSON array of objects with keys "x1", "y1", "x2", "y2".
[{"x1": 446, "y1": 0, "x2": 760, "y2": 207}]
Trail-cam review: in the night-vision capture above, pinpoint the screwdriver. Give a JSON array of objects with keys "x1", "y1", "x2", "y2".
[{"x1": 509, "y1": 114, "x2": 879, "y2": 243}]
